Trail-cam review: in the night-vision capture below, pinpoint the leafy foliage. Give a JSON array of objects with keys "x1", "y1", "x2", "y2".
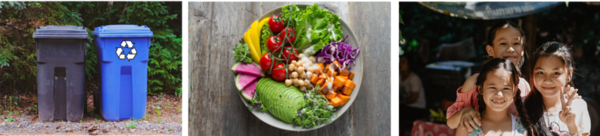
[
  {"x1": 233, "y1": 43, "x2": 253, "y2": 63},
  {"x1": 0, "y1": 2, "x2": 26, "y2": 13},
  {"x1": 0, "y1": 2, "x2": 85, "y2": 93},
  {"x1": 294, "y1": 85, "x2": 336, "y2": 128},
  {"x1": 0, "y1": 2, "x2": 181, "y2": 95}
]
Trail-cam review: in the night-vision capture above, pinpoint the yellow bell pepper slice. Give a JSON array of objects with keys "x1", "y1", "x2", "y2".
[
  {"x1": 250, "y1": 21, "x2": 261, "y2": 55},
  {"x1": 244, "y1": 31, "x2": 260, "y2": 63}
]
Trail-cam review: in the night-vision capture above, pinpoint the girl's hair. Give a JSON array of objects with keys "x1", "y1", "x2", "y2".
[
  {"x1": 486, "y1": 21, "x2": 527, "y2": 69},
  {"x1": 524, "y1": 42, "x2": 574, "y2": 136},
  {"x1": 475, "y1": 58, "x2": 531, "y2": 134}
]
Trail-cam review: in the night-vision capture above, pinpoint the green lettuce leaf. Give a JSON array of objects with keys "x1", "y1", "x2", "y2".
[
  {"x1": 260, "y1": 23, "x2": 271, "y2": 55},
  {"x1": 282, "y1": 4, "x2": 343, "y2": 55}
]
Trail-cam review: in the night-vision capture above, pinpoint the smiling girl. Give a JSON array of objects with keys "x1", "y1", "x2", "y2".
[
  {"x1": 447, "y1": 21, "x2": 532, "y2": 132},
  {"x1": 455, "y1": 58, "x2": 529, "y2": 136},
  {"x1": 524, "y1": 42, "x2": 590, "y2": 136}
]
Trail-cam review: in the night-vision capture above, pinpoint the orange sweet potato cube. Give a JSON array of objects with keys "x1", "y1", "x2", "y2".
[
  {"x1": 326, "y1": 89, "x2": 337, "y2": 100},
  {"x1": 338, "y1": 94, "x2": 351, "y2": 106},
  {"x1": 333, "y1": 76, "x2": 348, "y2": 88},
  {"x1": 333, "y1": 61, "x2": 341, "y2": 70},
  {"x1": 316, "y1": 79, "x2": 325, "y2": 87},
  {"x1": 327, "y1": 69, "x2": 337, "y2": 77},
  {"x1": 319, "y1": 85, "x2": 327, "y2": 96},
  {"x1": 315, "y1": 64, "x2": 324, "y2": 75},
  {"x1": 330, "y1": 97, "x2": 342, "y2": 107},
  {"x1": 319, "y1": 74, "x2": 327, "y2": 79},
  {"x1": 340, "y1": 68, "x2": 350, "y2": 77},
  {"x1": 348, "y1": 72, "x2": 355, "y2": 80},
  {"x1": 333, "y1": 85, "x2": 340, "y2": 92},
  {"x1": 342, "y1": 80, "x2": 356, "y2": 95},
  {"x1": 310, "y1": 75, "x2": 319, "y2": 85}
]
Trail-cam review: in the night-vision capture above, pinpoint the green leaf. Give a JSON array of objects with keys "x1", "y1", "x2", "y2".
[{"x1": 396, "y1": 13, "x2": 404, "y2": 25}]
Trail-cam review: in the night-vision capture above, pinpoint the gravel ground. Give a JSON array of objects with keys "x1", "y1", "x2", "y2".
[
  {"x1": 0, "y1": 117, "x2": 181, "y2": 135},
  {"x1": 0, "y1": 94, "x2": 182, "y2": 135}
]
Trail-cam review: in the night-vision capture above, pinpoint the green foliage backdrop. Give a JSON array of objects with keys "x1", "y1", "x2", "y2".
[{"x1": 0, "y1": 2, "x2": 182, "y2": 96}]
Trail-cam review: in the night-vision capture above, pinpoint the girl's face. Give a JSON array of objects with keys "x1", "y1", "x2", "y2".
[
  {"x1": 486, "y1": 26, "x2": 524, "y2": 66},
  {"x1": 533, "y1": 56, "x2": 572, "y2": 97},
  {"x1": 480, "y1": 69, "x2": 515, "y2": 112}
]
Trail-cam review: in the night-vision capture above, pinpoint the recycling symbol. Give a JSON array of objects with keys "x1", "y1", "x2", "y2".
[{"x1": 116, "y1": 40, "x2": 137, "y2": 61}]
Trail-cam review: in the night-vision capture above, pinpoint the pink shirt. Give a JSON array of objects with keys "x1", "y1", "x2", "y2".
[{"x1": 446, "y1": 75, "x2": 531, "y2": 119}]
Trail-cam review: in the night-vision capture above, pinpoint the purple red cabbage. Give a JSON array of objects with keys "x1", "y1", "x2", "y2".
[{"x1": 315, "y1": 35, "x2": 360, "y2": 70}]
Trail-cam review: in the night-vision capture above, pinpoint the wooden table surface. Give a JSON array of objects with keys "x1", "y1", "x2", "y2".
[{"x1": 188, "y1": 2, "x2": 391, "y2": 135}]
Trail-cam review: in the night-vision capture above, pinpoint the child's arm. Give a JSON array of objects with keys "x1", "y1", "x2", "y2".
[
  {"x1": 447, "y1": 74, "x2": 481, "y2": 130},
  {"x1": 447, "y1": 107, "x2": 481, "y2": 132}
]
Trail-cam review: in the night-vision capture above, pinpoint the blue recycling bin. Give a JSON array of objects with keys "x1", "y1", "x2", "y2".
[{"x1": 93, "y1": 25, "x2": 153, "y2": 121}]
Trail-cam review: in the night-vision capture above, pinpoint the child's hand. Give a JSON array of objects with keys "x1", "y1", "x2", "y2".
[
  {"x1": 459, "y1": 107, "x2": 481, "y2": 132},
  {"x1": 559, "y1": 85, "x2": 579, "y2": 134},
  {"x1": 565, "y1": 85, "x2": 582, "y2": 99}
]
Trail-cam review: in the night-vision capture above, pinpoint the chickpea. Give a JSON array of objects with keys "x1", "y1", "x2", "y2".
[
  {"x1": 300, "y1": 72, "x2": 307, "y2": 79},
  {"x1": 309, "y1": 56, "x2": 316, "y2": 63},
  {"x1": 297, "y1": 80, "x2": 304, "y2": 86},
  {"x1": 306, "y1": 71, "x2": 312, "y2": 79},
  {"x1": 306, "y1": 66, "x2": 314, "y2": 73},
  {"x1": 291, "y1": 72, "x2": 298, "y2": 78},
  {"x1": 285, "y1": 79, "x2": 292, "y2": 86},
  {"x1": 304, "y1": 79, "x2": 311, "y2": 86},
  {"x1": 300, "y1": 86, "x2": 306, "y2": 92},
  {"x1": 291, "y1": 60, "x2": 298, "y2": 65},
  {"x1": 288, "y1": 64, "x2": 296, "y2": 71},
  {"x1": 305, "y1": 61, "x2": 313, "y2": 68},
  {"x1": 297, "y1": 66, "x2": 305, "y2": 73},
  {"x1": 299, "y1": 54, "x2": 305, "y2": 59}
]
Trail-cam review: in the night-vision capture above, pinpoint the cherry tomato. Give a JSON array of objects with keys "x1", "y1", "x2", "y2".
[
  {"x1": 282, "y1": 46, "x2": 298, "y2": 63},
  {"x1": 267, "y1": 36, "x2": 283, "y2": 53},
  {"x1": 260, "y1": 53, "x2": 274, "y2": 72},
  {"x1": 279, "y1": 27, "x2": 296, "y2": 44},
  {"x1": 268, "y1": 15, "x2": 285, "y2": 33},
  {"x1": 271, "y1": 63, "x2": 287, "y2": 81}
]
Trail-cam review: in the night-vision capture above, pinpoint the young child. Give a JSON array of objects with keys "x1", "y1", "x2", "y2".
[
  {"x1": 447, "y1": 21, "x2": 532, "y2": 132},
  {"x1": 455, "y1": 58, "x2": 529, "y2": 136},
  {"x1": 524, "y1": 42, "x2": 590, "y2": 136}
]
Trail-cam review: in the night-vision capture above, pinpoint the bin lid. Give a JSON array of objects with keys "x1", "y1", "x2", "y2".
[
  {"x1": 93, "y1": 25, "x2": 153, "y2": 38},
  {"x1": 33, "y1": 25, "x2": 88, "y2": 39}
]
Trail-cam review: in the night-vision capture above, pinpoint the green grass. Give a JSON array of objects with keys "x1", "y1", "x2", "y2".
[
  {"x1": 126, "y1": 119, "x2": 136, "y2": 129},
  {"x1": 154, "y1": 106, "x2": 162, "y2": 116},
  {"x1": 5, "y1": 117, "x2": 15, "y2": 123},
  {"x1": 154, "y1": 117, "x2": 163, "y2": 123},
  {"x1": 126, "y1": 121, "x2": 136, "y2": 129}
]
